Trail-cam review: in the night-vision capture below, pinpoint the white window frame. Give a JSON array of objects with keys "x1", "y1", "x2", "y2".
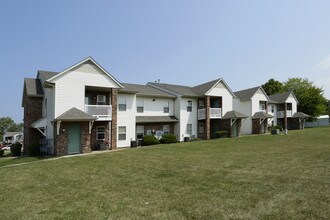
[
  {"x1": 97, "y1": 95, "x2": 106, "y2": 105},
  {"x1": 198, "y1": 122, "x2": 204, "y2": 134},
  {"x1": 186, "y1": 124, "x2": 192, "y2": 135},
  {"x1": 163, "y1": 125, "x2": 170, "y2": 134},
  {"x1": 118, "y1": 126, "x2": 126, "y2": 140},
  {"x1": 187, "y1": 101, "x2": 192, "y2": 112},
  {"x1": 137, "y1": 100, "x2": 144, "y2": 113},
  {"x1": 96, "y1": 126, "x2": 106, "y2": 140},
  {"x1": 118, "y1": 97, "x2": 126, "y2": 111},
  {"x1": 163, "y1": 102, "x2": 169, "y2": 113}
]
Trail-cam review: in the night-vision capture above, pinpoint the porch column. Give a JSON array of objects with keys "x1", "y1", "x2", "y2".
[
  {"x1": 205, "y1": 96, "x2": 210, "y2": 140},
  {"x1": 111, "y1": 89, "x2": 118, "y2": 149}
]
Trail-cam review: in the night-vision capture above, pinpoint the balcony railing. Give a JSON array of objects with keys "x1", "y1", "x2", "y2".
[
  {"x1": 85, "y1": 105, "x2": 112, "y2": 121},
  {"x1": 277, "y1": 110, "x2": 292, "y2": 118},
  {"x1": 198, "y1": 108, "x2": 222, "y2": 120}
]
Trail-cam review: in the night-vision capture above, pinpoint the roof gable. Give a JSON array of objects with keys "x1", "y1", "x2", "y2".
[
  {"x1": 234, "y1": 86, "x2": 269, "y2": 101},
  {"x1": 268, "y1": 91, "x2": 299, "y2": 104},
  {"x1": 46, "y1": 57, "x2": 123, "y2": 88}
]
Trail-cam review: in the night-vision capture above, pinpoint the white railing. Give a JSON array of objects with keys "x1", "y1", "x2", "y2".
[
  {"x1": 85, "y1": 105, "x2": 112, "y2": 120},
  {"x1": 210, "y1": 108, "x2": 222, "y2": 119},
  {"x1": 198, "y1": 108, "x2": 222, "y2": 120},
  {"x1": 277, "y1": 110, "x2": 292, "y2": 118}
]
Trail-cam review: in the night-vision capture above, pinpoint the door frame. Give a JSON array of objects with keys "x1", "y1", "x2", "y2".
[{"x1": 68, "y1": 124, "x2": 81, "y2": 154}]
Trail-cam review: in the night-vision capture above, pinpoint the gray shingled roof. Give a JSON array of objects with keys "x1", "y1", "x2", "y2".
[
  {"x1": 24, "y1": 78, "x2": 44, "y2": 96},
  {"x1": 222, "y1": 110, "x2": 249, "y2": 119},
  {"x1": 268, "y1": 91, "x2": 292, "y2": 103},
  {"x1": 38, "y1": 70, "x2": 58, "y2": 80},
  {"x1": 234, "y1": 86, "x2": 261, "y2": 101},
  {"x1": 136, "y1": 116, "x2": 178, "y2": 123},
  {"x1": 149, "y1": 83, "x2": 197, "y2": 97},
  {"x1": 191, "y1": 79, "x2": 220, "y2": 96},
  {"x1": 292, "y1": 112, "x2": 309, "y2": 118},
  {"x1": 252, "y1": 111, "x2": 273, "y2": 119},
  {"x1": 55, "y1": 107, "x2": 96, "y2": 121},
  {"x1": 121, "y1": 83, "x2": 175, "y2": 98}
]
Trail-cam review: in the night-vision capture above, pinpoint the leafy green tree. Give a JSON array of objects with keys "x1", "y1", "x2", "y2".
[
  {"x1": 262, "y1": 78, "x2": 284, "y2": 95},
  {"x1": 0, "y1": 117, "x2": 23, "y2": 141},
  {"x1": 283, "y1": 78, "x2": 328, "y2": 118}
]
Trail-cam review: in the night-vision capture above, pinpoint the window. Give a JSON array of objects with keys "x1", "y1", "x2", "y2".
[
  {"x1": 163, "y1": 125, "x2": 170, "y2": 134},
  {"x1": 186, "y1": 124, "x2": 192, "y2": 135},
  {"x1": 198, "y1": 122, "x2": 204, "y2": 134},
  {"x1": 271, "y1": 106, "x2": 274, "y2": 113},
  {"x1": 163, "y1": 102, "x2": 169, "y2": 113},
  {"x1": 118, "y1": 126, "x2": 126, "y2": 140},
  {"x1": 118, "y1": 97, "x2": 126, "y2": 111},
  {"x1": 97, "y1": 95, "x2": 106, "y2": 105},
  {"x1": 198, "y1": 100, "x2": 205, "y2": 109},
  {"x1": 97, "y1": 126, "x2": 106, "y2": 140},
  {"x1": 260, "y1": 103, "x2": 266, "y2": 110},
  {"x1": 136, "y1": 126, "x2": 144, "y2": 140},
  {"x1": 137, "y1": 100, "x2": 144, "y2": 113},
  {"x1": 187, "y1": 101, "x2": 192, "y2": 112}
]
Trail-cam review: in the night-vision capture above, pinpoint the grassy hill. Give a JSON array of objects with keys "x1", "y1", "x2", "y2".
[{"x1": 1, "y1": 127, "x2": 329, "y2": 219}]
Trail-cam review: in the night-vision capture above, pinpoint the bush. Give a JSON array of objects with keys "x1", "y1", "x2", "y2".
[
  {"x1": 0, "y1": 149, "x2": 4, "y2": 156},
  {"x1": 160, "y1": 134, "x2": 177, "y2": 144},
  {"x1": 10, "y1": 142, "x2": 22, "y2": 156},
  {"x1": 215, "y1": 130, "x2": 228, "y2": 138},
  {"x1": 142, "y1": 135, "x2": 160, "y2": 146},
  {"x1": 28, "y1": 143, "x2": 41, "y2": 156},
  {"x1": 268, "y1": 125, "x2": 283, "y2": 131}
]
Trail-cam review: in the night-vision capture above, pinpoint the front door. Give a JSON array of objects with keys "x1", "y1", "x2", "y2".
[
  {"x1": 232, "y1": 119, "x2": 238, "y2": 137},
  {"x1": 68, "y1": 124, "x2": 81, "y2": 154}
]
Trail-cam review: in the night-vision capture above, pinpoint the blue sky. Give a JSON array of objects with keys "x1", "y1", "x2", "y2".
[{"x1": 1, "y1": 0, "x2": 330, "y2": 122}]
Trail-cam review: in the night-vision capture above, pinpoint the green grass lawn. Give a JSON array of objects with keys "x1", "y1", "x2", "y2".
[{"x1": 1, "y1": 127, "x2": 329, "y2": 219}]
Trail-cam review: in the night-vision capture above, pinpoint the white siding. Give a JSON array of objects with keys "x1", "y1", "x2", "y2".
[
  {"x1": 135, "y1": 97, "x2": 174, "y2": 116},
  {"x1": 267, "y1": 104, "x2": 277, "y2": 126},
  {"x1": 287, "y1": 94, "x2": 297, "y2": 113},
  {"x1": 45, "y1": 87, "x2": 55, "y2": 140},
  {"x1": 233, "y1": 98, "x2": 252, "y2": 134},
  {"x1": 251, "y1": 90, "x2": 268, "y2": 114},
  {"x1": 117, "y1": 94, "x2": 136, "y2": 148},
  {"x1": 206, "y1": 81, "x2": 234, "y2": 115},
  {"x1": 178, "y1": 98, "x2": 197, "y2": 141},
  {"x1": 53, "y1": 63, "x2": 121, "y2": 118}
]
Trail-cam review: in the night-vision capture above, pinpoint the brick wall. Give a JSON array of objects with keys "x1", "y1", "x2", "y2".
[
  {"x1": 23, "y1": 96, "x2": 43, "y2": 155},
  {"x1": 91, "y1": 121, "x2": 111, "y2": 150},
  {"x1": 111, "y1": 89, "x2": 118, "y2": 149},
  {"x1": 54, "y1": 122, "x2": 91, "y2": 156}
]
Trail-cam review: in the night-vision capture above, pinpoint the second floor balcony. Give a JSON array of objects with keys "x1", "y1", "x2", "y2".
[
  {"x1": 198, "y1": 108, "x2": 222, "y2": 120},
  {"x1": 277, "y1": 110, "x2": 292, "y2": 118},
  {"x1": 85, "y1": 104, "x2": 112, "y2": 121}
]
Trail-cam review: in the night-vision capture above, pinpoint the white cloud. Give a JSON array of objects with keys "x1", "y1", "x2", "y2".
[{"x1": 316, "y1": 55, "x2": 330, "y2": 70}]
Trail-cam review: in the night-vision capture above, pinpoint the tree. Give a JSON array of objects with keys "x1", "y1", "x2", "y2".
[
  {"x1": 0, "y1": 117, "x2": 23, "y2": 141},
  {"x1": 262, "y1": 78, "x2": 284, "y2": 95},
  {"x1": 283, "y1": 78, "x2": 328, "y2": 118}
]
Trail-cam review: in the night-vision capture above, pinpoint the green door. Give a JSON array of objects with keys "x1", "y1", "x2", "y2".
[{"x1": 68, "y1": 124, "x2": 81, "y2": 154}]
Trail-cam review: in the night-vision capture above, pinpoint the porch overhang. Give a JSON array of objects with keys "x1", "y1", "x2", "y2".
[
  {"x1": 136, "y1": 116, "x2": 179, "y2": 123},
  {"x1": 31, "y1": 117, "x2": 47, "y2": 136}
]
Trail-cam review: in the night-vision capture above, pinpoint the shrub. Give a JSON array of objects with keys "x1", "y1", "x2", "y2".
[
  {"x1": 215, "y1": 130, "x2": 228, "y2": 138},
  {"x1": 142, "y1": 135, "x2": 160, "y2": 146},
  {"x1": 10, "y1": 142, "x2": 22, "y2": 156},
  {"x1": 268, "y1": 125, "x2": 283, "y2": 131},
  {"x1": 160, "y1": 134, "x2": 177, "y2": 144},
  {"x1": 0, "y1": 149, "x2": 4, "y2": 156},
  {"x1": 28, "y1": 143, "x2": 41, "y2": 156}
]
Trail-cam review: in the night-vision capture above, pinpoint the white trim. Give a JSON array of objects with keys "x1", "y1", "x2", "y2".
[
  {"x1": 46, "y1": 57, "x2": 123, "y2": 88},
  {"x1": 56, "y1": 121, "x2": 61, "y2": 135},
  {"x1": 205, "y1": 79, "x2": 236, "y2": 98}
]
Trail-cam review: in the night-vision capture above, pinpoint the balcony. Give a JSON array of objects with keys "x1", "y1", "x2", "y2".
[
  {"x1": 85, "y1": 105, "x2": 112, "y2": 121},
  {"x1": 277, "y1": 110, "x2": 292, "y2": 118},
  {"x1": 198, "y1": 108, "x2": 222, "y2": 120}
]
